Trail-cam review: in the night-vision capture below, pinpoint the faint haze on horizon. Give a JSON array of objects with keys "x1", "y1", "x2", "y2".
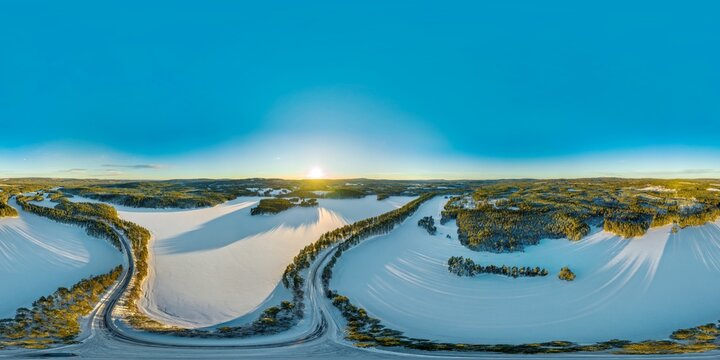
[{"x1": 1, "y1": 1, "x2": 719, "y2": 180}]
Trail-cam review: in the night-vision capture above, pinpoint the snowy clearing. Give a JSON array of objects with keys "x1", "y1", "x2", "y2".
[
  {"x1": 0, "y1": 199, "x2": 123, "y2": 318},
  {"x1": 47, "y1": 195, "x2": 415, "y2": 328},
  {"x1": 637, "y1": 186, "x2": 676, "y2": 193},
  {"x1": 332, "y1": 196, "x2": 720, "y2": 344}
]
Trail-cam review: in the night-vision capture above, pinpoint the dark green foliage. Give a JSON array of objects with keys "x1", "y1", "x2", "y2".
[
  {"x1": 14, "y1": 196, "x2": 122, "y2": 250},
  {"x1": 447, "y1": 179, "x2": 720, "y2": 252},
  {"x1": 251, "y1": 198, "x2": 295, "y2": 215},
  {"x1": 447, "y1": 256, "x2": 548, "y2": 278},
  {"x1": 603, "y1": 213, "x2": 651, "y2": 238},
  {"x1": 298, "y1": 198, "x2": 318, "y2": 207},
  {"x1": 417, "y1": 216, "x2": 437, "y2": 235},
  {"x1": 455, "y1": 209, "x2": 589, "y2": 253},
  {"x1": 250, "y1": 198, "x2": 318, "y2": 215}
]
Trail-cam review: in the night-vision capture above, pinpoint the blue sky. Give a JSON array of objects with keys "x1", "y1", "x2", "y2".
[{"x1": 1, "y1": 1, "x2": 719, "y2": 179}]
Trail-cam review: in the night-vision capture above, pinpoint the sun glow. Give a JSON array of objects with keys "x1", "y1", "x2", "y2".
[{"x1": 307, "y1": 166, "x2": 325, "y2": 179}]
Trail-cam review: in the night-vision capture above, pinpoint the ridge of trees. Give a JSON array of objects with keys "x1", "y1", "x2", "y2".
[
  {"x1": 14, "y1": 196, "x2": 122, "y2": 251},
  {"x1": 447, "y1": 256, "x2": 549, "y2": 278},
  {"x1": 0, "y1": 266, "x2": 122, "y2": 349}
]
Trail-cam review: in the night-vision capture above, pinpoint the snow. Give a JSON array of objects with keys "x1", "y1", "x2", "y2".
[
  {"x1": 708, "y1": 188, "x2": 720, "y2": 192},
  {"x1": 637, "y1": 185, "x2": 676, "y2": 193},
  {"x1": 0, "y1": 199, "x2": 123, "y2": 318},
  {"x1": 332, "y1": 196, "x2": 720, "y2": 344},
  {"x1": 57, "y1": 195, "x2": 414, "y2": 328}
]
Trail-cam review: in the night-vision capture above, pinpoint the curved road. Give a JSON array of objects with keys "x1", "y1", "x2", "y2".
[{"x1": 5, "y1": 203, "x2": 720, "y2": 359}]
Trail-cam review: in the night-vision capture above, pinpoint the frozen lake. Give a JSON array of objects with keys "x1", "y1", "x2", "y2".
[
  {"x1": 332, "y1": 196, "x2": 720, "y2": 344},
  {"x1": 0, "y1": 198, "x2": 123, "y2": 318}
]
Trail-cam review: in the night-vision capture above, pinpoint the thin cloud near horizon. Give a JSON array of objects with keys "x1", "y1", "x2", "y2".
[{"x1": 102, "y1": 164, "x2": 165, "y2": 169}]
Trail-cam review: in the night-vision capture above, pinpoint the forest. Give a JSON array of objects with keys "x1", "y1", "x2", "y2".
[{"x1": 444, "y1": 179, "x2": 720, "y2": 252}]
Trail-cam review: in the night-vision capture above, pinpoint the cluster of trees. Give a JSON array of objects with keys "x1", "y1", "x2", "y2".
[
  {"x1": 0, "y1": 194, "x2": 18, "y2": 217},
  {"x1": 0, "y1": 203, "x2": 17, "y2": 217},
  {"x1": 454, "y1": 208, "x2": 590, "y2": 253},
  {"x1": 298, "y1": 198, "x2": 318, "y2": 207},
  {"x1": 417, "y1": 216, "x2": 437, "y2": 235},
  {"x1": 445, "y1": 179, "x2": 720, "y2": 253},
  {"x1": 621, "y1": 322, "x2": 720, "y2": 354},
  {"x1": 603, "y1": 213, "x2": 652, "y2": 238},
  {"x1": 214, "y1": 301, "x2": 298, "y2": 337},
  {"x1": 0, "y1": 266, "x2": 122, "y2": 349},
  {"x1": 250, "y1": 198, "x2": 319, "y2": 216},
  {"x1": 250, "y1": 198, "x2": 295, "y2": 215},
  {"x1": 15, "y1": 196, "x2": 122, "y2": 250},
  {"x1": 558, "y1": 266, "x2": 576, "y2": 281},
  {"x1": 447, "y1": 256, "x2": 548, "y2": 278}
]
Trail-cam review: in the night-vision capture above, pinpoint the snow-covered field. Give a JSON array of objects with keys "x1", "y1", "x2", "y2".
[
  {"x1": 332, "y1": 196, "x2": 720, "y2": 344},
  {"x1": 70, "y1": 195, "x2": 413, "y2": 328},
  {"x1": 0, "y1": 199, "x2": 123, "y2": 318}
]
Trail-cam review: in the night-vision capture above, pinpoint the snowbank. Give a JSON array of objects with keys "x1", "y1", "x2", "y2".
[
  {"x1": 0, "y1": 199, "x2": 123, "y2": 318},
  {"x1": 332, "y1": 196, "x2": 720, "y2": 344}
]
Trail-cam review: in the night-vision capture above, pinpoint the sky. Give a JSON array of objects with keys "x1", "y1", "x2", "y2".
[{"x1": 1, "y1": 1, "x2": 719, "y2": 180}]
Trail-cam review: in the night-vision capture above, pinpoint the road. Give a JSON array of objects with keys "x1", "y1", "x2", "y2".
[{"x1": 4, "y1": 205, "x2": 720, "y2": 359}]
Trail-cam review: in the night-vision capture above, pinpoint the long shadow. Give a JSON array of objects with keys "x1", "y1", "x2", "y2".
[{"x1": 156, "y1": 206, "x2": 323, "y2": 255}]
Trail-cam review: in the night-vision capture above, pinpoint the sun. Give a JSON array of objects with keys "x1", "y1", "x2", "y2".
[{"x1": 307, "y1": 166, "x2": 325, "y2": 179}]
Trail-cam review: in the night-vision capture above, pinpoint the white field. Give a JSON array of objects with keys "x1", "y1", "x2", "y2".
[
  {"x1": 0, "y1": 199, "x2": 123, "y2": 318},
  {"x1": 332, "y1": 196, "x2": 720, "y2": 344},
  {"x1": 79, "y1": 195, "x2": 414, "y2": 328}
]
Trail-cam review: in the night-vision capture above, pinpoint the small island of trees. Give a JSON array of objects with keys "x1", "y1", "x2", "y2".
[
  {"x1": 250, "y1": 198, "x2": 319, "y2": 215},
  {"x1": 558, "y1": 266, "x2": 576, "y2": 281},
  {"x1": 417, "y1": 216, "x2": 437, "y2": 235}
]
